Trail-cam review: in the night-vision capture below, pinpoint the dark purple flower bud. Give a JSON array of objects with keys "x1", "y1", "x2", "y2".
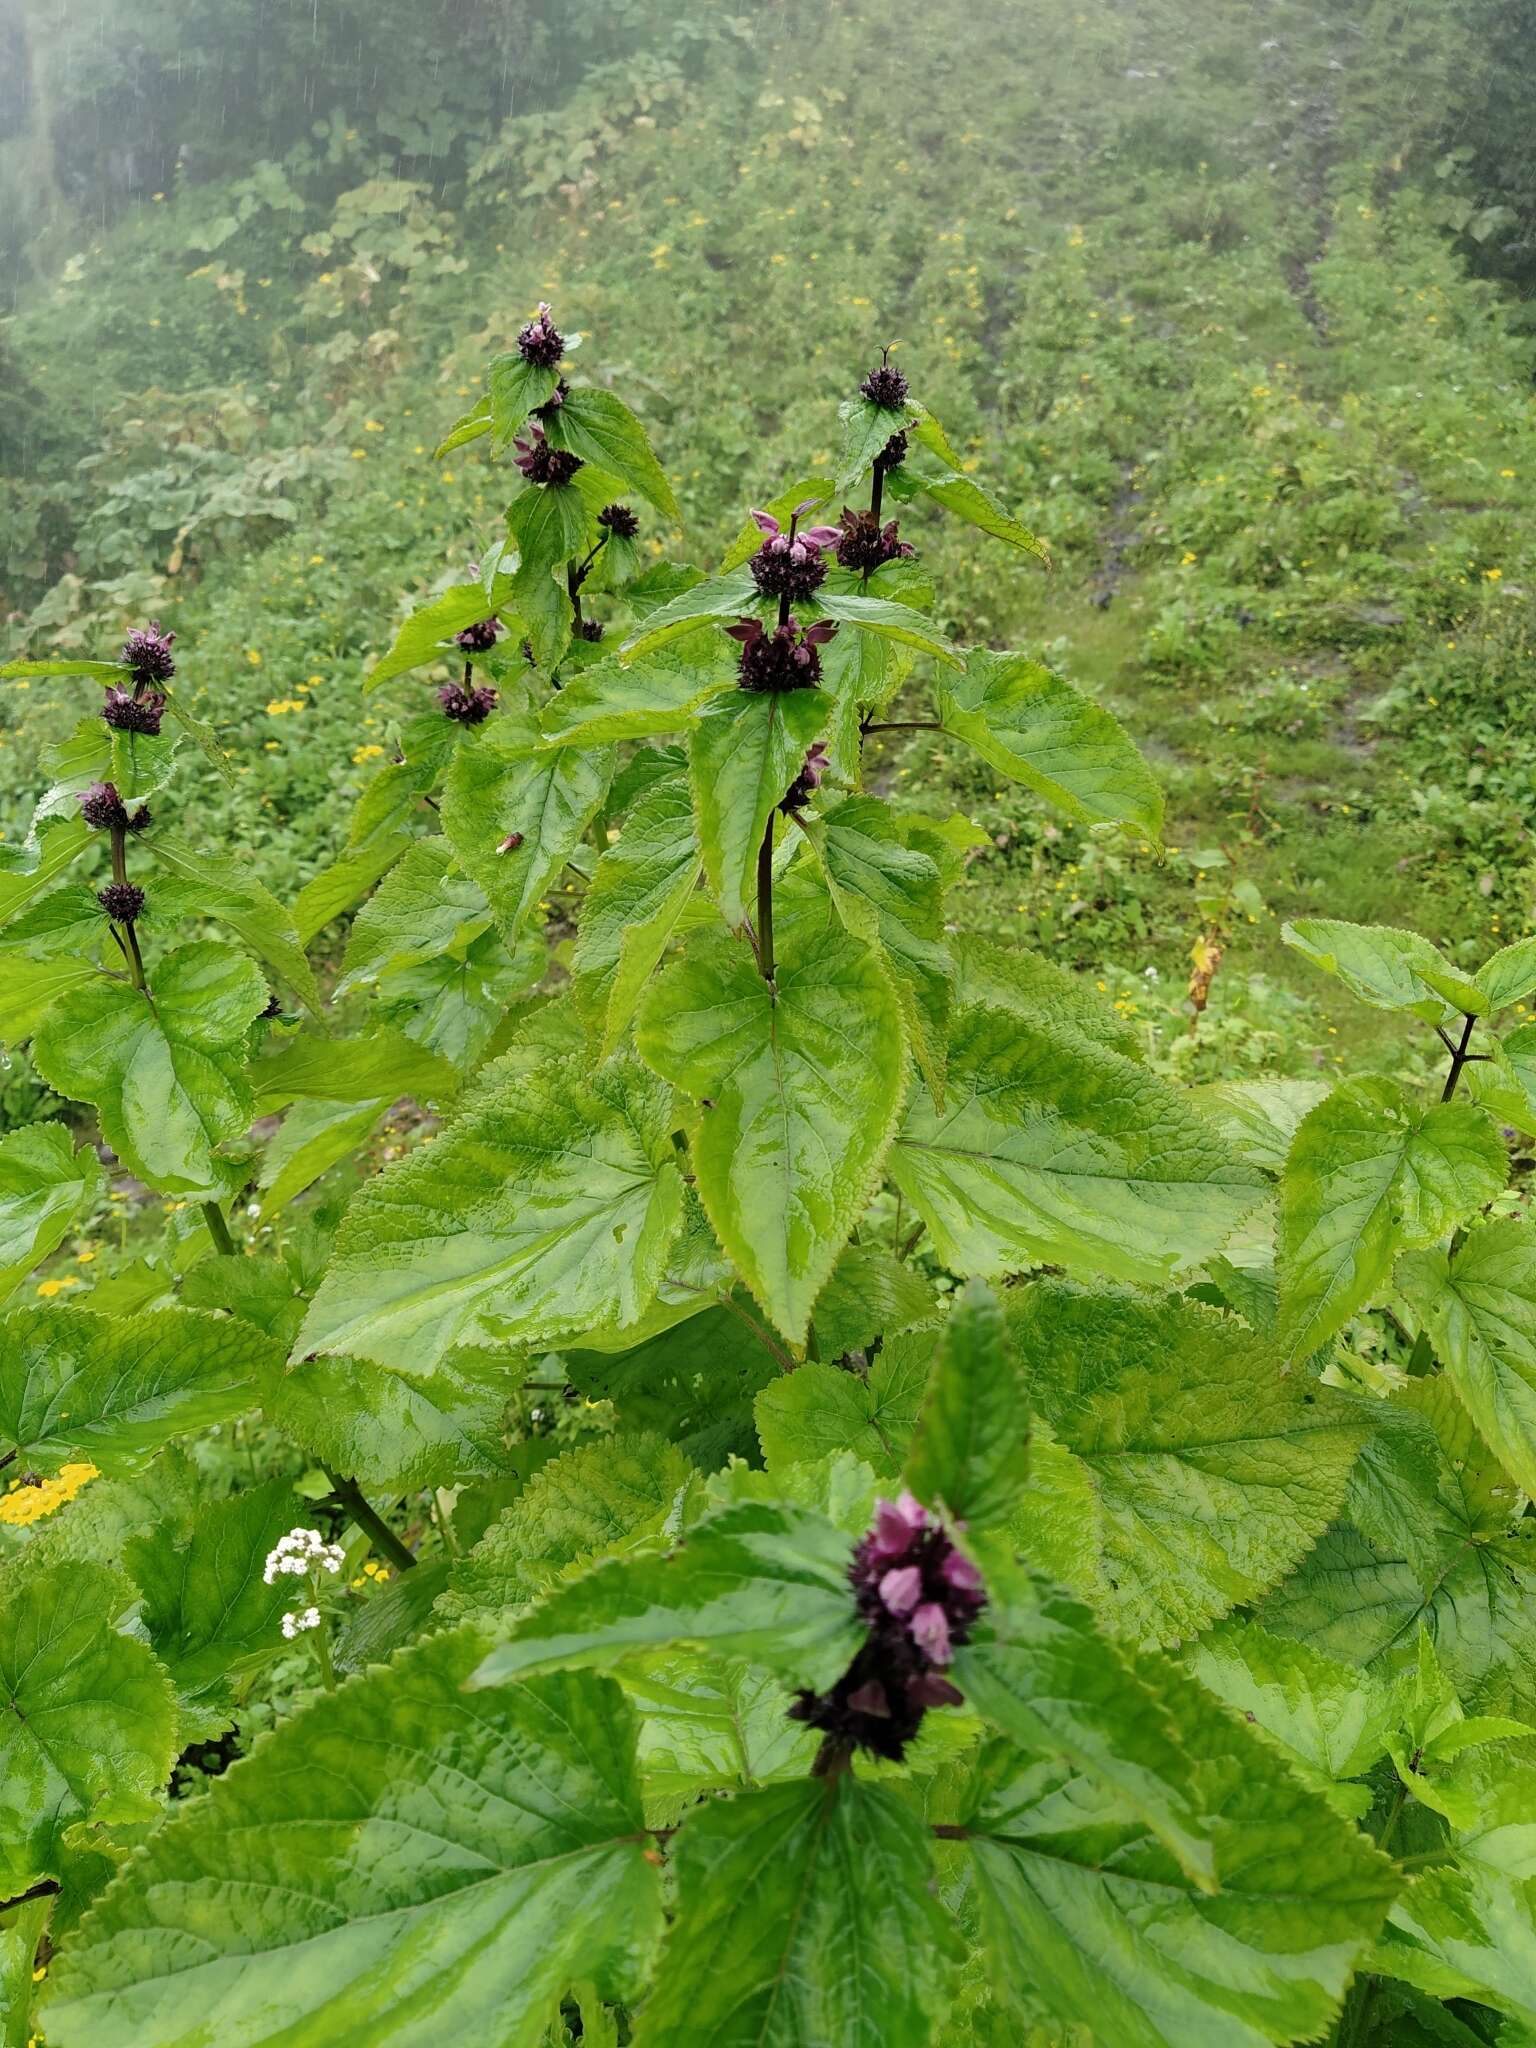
[
  {"x1": 128, "y1": 805, "x2": 153, "y2": 834},
  {"x1": 120, "y1": 621, "x2": 176, "y2": 684},
  {"x1": 102, "y1": 684, "x2": 167, "y2": 734},
  {"x1": 596, "y1": 502, "x2": 640, "y2": 540},
  {"x1": 860, "y1": 350, "x2": 909, "y2": 410},
  {"x1": 513, "y1": 423, "x2": 583, "y2": 487},
  {"x1": 779, "y1": 742, "x2": 830, "y2": 816},
  {"x1": 97, "y1": 881, "x2": 145, "y2": 923},
  {"x1": 438, "y1": 682, "x2": 499, "y2": 725},
  {"x1": 746, "y1": 502, "x2": 842, "y2": 602},
  {"x1": 726, "y1": 615, "x2": 837, "y2": 693},
  {"x1": 787, "y1": 1490, "x2": 986, "y2": 1764},
  {"x1": 261, "y1": 994, "x2": 283, "y2": 1019},
  {"x1": 517, "y1": 301, "x2": 565, "y2": 369},
  {"x1": 79, "y1": 781, "x2": 129, "y2": 831},
  {"x1": 576, "y1": 617, "x2": 606, "y2": 642},
  {"x1": 835, "y1": 507, "x2": 915, "y2": 576},
  {"x1": 454, "y1": 617, "x2": 501, "y2": 654},
  {"x1": 533, "y1": 377, "x2": 570, "y2": 418},
  {"x1": 878, "y1": 429, "x2": 909, "y2": 469}
]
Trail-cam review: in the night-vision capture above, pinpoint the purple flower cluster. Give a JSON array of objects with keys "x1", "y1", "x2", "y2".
[
  {"x1": 102, "y1": 684, "x2": 167, "y2": 734},
  {"x1": 438, "y1": 681, "x2": 498, "y2": 725},
  {"x1": 78, "y1": 781, "x2": 129, "y2": 831},
  {"x1": 780, "y1": 742, "x2": 829, "y2": 815},
  {"x1": 788, "y1": 1491, "x2": 985, "y2": 1763},
  {"x1": 517, "y1": 302, "x2": 564, "y2": 369},
  {"x1": 747, "y1": 503, "x2": 841, "y2": 603},
  {"x1": 597, "y1": 502, "x2": 640, "y2": 540},
  {"x1": 97, "y1": 881, "x2": 145, "y2": 923},
  {"x1": 726, "y1": 615, "x2": 837, "y2": 693},
  {"x1": 835, "y1": 508, "x2": 914, "y2": 576},
  {"x1": 860, "y1": 353, "x2": 910, "y2": 411},
  {"x1": 454, "y1": 617, "x2": 501, "y2": 654},
  {"x1": 513, "y1": 424, "x2": 583, "y2": 487},
  {"x1": 120, "y1": 622, "x2": 176, "y2": 684}
]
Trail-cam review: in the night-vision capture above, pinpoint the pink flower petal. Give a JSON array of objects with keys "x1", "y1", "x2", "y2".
[
  {"x1": 750, "y1": 507, "x2": 781, "y2": 536},
  {"x1": 879, "y1": 1565, "x2": 924, "y2": 1617},
  {"x1": 800, "y1": 525, "x2": 842, "y2": 548},
  {"x1": 911, "y1": 1601, "x2": 953, "y2": 1665}
]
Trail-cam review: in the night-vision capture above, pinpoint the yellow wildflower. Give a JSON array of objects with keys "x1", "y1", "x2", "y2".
[
  {"x1": 0, "y1": 1462, "x2": 100, "y2": 1527},
  {"x1": 353, "y1": 743, "x2": 386, "y2": 764},
  {"x1": 35, "y1": 1276, "x2": 79, "y2": 1298}
]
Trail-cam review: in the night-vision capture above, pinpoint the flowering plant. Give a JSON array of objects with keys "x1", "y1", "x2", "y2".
[{"x1": 0, "y1": 309, "x2": 1534, "y2": 2048}]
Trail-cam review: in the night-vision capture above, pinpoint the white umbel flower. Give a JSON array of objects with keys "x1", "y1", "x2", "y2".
[
  {"x1": 263, "y1": 1526, "x2": 346, "y2": 1585},
  {"x1": 281, "y1": 1605, "x2": 322, "y2": 1639}
]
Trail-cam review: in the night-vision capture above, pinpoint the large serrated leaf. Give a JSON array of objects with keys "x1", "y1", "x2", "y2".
[
  {"x1": 43, "y1": 1639, "x2": 664, "y2": 2048},
  {"x1": 1283, "y1": 918, "x2": 1482, "y2": 1022},
  {"x1": 636, "y1": 918, "x2": 907, "y2": 1346},
  {"x1": 539, "y1": 642, "x2": 734, "y2": 746},
  {"x1": 687, "y1": 685, "x2": 830, "y2": 927},
  {"x1": 1277, "y1": 1077, "x2": 1507, "y2": 1365},
  {"x1": 939, "y1": 649, "x2": 1162, "y2": 836},
  {"x1": 544, "y1": 386, "x2": 680, "y2": 521},
  {"x1": 31, "y1": 941, "x2": 270, "y2": 1198},
  {"x1": 365, "y1": 580, "x2": 512, "y2": 691},
  {"x1": 633, "y1": 1776, "x2": 962, "y2": 2046},
  {"x1": 572, "y1": 774, "x2": 703, "y2": 1051},
  {"x1": 1399, "y1": 1218, "x2": 1536, "y2": 1498},
  {"x1": 906, "y1": 1279, "x2": 1026, "y2": 1534},
  {"x1": 0, "y1": 1304, "x2": 282, "y2": 1469},
  {"x1": 142, "y1": 829, "x2": 320, "y2": 1013},
  {"x1": 0, "y1": 1122, "x2": 103, "y2": 1304},
  {"x1": 890, "y1": 1001, "x2": 1264, "y2": 1289},
  {"x1": 267, "y1": 1350, "x2": 518, "y2": 1492},
  {"x1": 296, "y1": 1052, "x2": 685, "y2": 1371},
  {"x1": 1008, "y1": 1283, "x2": 1372, "y2": 1643}
]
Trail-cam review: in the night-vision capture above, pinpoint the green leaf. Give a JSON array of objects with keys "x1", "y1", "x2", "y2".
[
  {"x1": 636, "y1": 918, "x2": 907, "y2": 1346},
  {"x1": 0, "y1": 1305, "x2": 281, "y2": 1470},
  {"x1": 939, "y1": 650, "x2": 1162, "y2": 836},
  {"x1": 124, "y1": 1479, "x2": 296, "y2": 1733},
  {"x1": 1475, "y1": 934, "x2": 1536, "y2": 1010},
  {"x1": 0, "y1": 817, "x2": 91, "y2": 928},
  {"x1": 545, "y1": 386, "x2": 680, "y2": 520},
  {"x1": 0, "y1": 955, "x2": 108, "y2": 1047},
  {"x1": 338, "y1": 839, "x2": 488, "y2": 991},
  {"x1": 814, "y1": 589, "x2": 963, "y2": 665},
  {"x1": 540, "y1": 642, "x2": 733, "y2": 746},
  {"x1": 1282, "y1": 918, "x2": 1483, "y2": 1022},
  {"x1": 142, "y1": 830, "x2": 320, "y2": 1013},
  {"x1": 161, "y1": 686, "x2": 237, "y2": 789},
  {"x1": 507, "y1": 475, "x2": 589, "y2": 580},
  {"x1": 468, "y1": 1498, "x2": 863, "y2": 1691},
  {"x1": 0, "y1": 1122, "x2": 102, "y2": 1304},
  {"x1": 755, "y1": 1326, "x2": 932, "y2": 1478},
  {"x1": 953, "y1": 1557, "x2": 1216, "y2": 1889},
  {"x1": 963, "y1": 1654, "x2": 1399, "y2": 2048},
  {"x1": 346, "y1": 714, "x2": 459, "y2": 849},
  {"x1": 43, "y1": 1640, "x2": 664, "y2": 2048},
  {"x1": 1398, "y1": 1218, "x2": 1536, "y2": 1497},
  {"x1": 1185, "y1": 1619, "x2": 1396, "y2": 1816},
  {"x1": 365, "y1": 581, "x2": 510, "y2": 691},
  {"x1": 953, "y1": 931, "x2": 1141, "y2": 1059},
  {"x1": 1277, "y1": 1077, "x2": 1508, "y2": 1365},
  {"x1": 572, "y1": 775, "x2": 702, "y2": 1051},
  {"x1": 1468, "y1": 1023, "x2": 1536, "y2": 1136},
  {"x1": 633, "y1": 1776, "x2": 962, "y2": 2047},
  {"x1": 890, "y1": 1001, "x2": 1264, "y2": 1289},
  {"x1": 0, "y1": 659, "x2": 130, "y2": 681},
  {"x1": 268, "y1": 1351, "x2": 518, "y2": 1492},
  {"x1": 622, "y1": 1653, "x2": 816, "y2": 1821},
  {"x1": 0, "y1": 1561, "x2": 177, "y2": 1913},
  {"x1": 811, "y1": 1241, "x2": 935, "y2": 1358},
  {"x1": 619, "y1": 569, "x2": 759, "y2": 661},
  {"x1": 251, "y1": 1023, "x2": 456, "y2": 1111},
  {"x1": 1193, "y1": 1075, "x2": 1332, "y2": 1172},
  {"x1": 439, "y1": 1432, "x2": 693, "y2": 1624},
  {"x1": 914, "y1": 470, "x2": 1050, "y2": 563},
  {"x1": 906, "y1": 1279, "x2": 1026, "y2": 1533},
  {"x1": 0, "y1": 1892, "x2": 50, "y2": 2048},
  {"x1": 909, "y1": 402, "x2": 965, "y2": 471},
  {"x1": 292, "y1": 833, "x2": 411, "y2": 945},
  {"x1": 564, "y1": 1300, "x2": 784, "y2": 1470},
  {"x1": 256, "y1": 1097, "x2": 384, "y2": 1218},
  {"x1": 1008, "y1": 1283, "x2": 1372, "y2": 1643},
  {"x1": 488, "y1": 349, "x2": 560, "y2": 442},
  {"x1": 835, "y1": 393, "x2": 917, "y2": 490},
  {"x1": 297, "y1": 1052, "x2": 685, "y2": 1372},
  {"x1": 381, "y1": 924, "x2": 546, "y2": 1066},
  {"x1": 433, "y1": 392, "x2": 491, "y2": 458},
  {"x1": 31, "y1": 941, "x2": 269, "y2": 1199},
  {"x1": 806, "y1": 794, "x2": 952, "y2": 1102},
  {"x1": 441, "y1": 708, "x2": 613, "y2": 948},
  {"x1": 687, "y1": 687, "x2": 830, "y2": 926}
]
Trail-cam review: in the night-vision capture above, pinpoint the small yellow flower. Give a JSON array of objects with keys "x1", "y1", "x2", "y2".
[
  {"x1": 1181, "y1": 551, "x2": 1198, "y2": 566},
  {"x1": 75, "y1": 1249, "x2": 96, "y2": 1263},
  {"x1": 351, "y1": 449, "x2": 367, "y2": 460},
  {"x1": 364, "y1": 419, "x2": 384, "y2": 432},
  {"x1": 1501, "y1": 468, "x2": 1517, "y2": 478},
  {"x1": 1485, "y1": 567, "x2": 1503, "y2": 581},
  {"x1": 35, "y1": 1277, "x2": 79, "y2": 1298},
  {"x1": 247, "y1": 649, "x2": 262, "y2": 666},
  {"x1": 353, "y1": 743, "x2": 386, "y2": 764},
  {"x1": 1066, "y1": 227, "x2": 1085, "y2": 248},
  {"x1": 310, "y1": 553, "x2": 326, "y2": 564},
  {"x1": 1250, "y1": 384, "x2": 1270, "y2": 399}
]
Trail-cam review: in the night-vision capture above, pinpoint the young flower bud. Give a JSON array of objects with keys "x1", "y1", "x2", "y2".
[
  {"x1": 878, "y1": 429, "x2": 910, "y2": 468},
  {"x1": 746, "y1": 503, "x2": 842, "y2": 603},
  {"x1": 120, "y1": 621, "x2": 177, "y2": 684},
  {"x1": 780, "y1": 742, "x2": 829, "y2": 815},
  {"x1": 79, "y1": 781, "x2": 129, "y2": 831},
  {"x1": 835, "y1": 507, "x2": 915, "y2": 575},
  {"x1": 438, "y1": 681, "x2": 498, "y2": 725},
  {"x1": 860, "y1": 349, "x2": 909, "y2": 410},
  {"x1": 513, "y1": 423, "x2": 583, "y2": 487},
  {"x1": 102, "y1": 684, "x2": 167, "y2": 735},
  {"x1": 576, "y1": 617, "x2": 606, "y2": 642},
  {"x1": 517, "y1": 301, "x2": 565, "y2": 369},
  {"x1": 726, "y1": 616, "x2": 838, "y2": 693},
  {"x1": 97, "y1": 881, "x2": 145, "y2": 923},
  {"x1": 596, "y1": 502, "x2": 640, "y2": 540},
  {"x1": 787, "y1": 1490, "x2": 985, "y2": 1764},
  {"x1": 454, "y1": 617, "x2": 501, "y2": 653},
  {"x1": 128, "y1": 805, "x2": 153, "y2": 833},
  {"x1": 533, "y1": 377, "x2": 570, "y2": 418}
]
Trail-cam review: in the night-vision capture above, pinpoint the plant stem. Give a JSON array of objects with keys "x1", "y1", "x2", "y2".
[
  {"x1": 312, "y1": 1617, "x2": 336, "y2": 1692},
  {"x1": 323, "y1": 1466, "x2": 417, "y2": 1572},
  {"x1": 201, "y1": 1201, "x2": 237, "y2": 1255},
  {"x1": 756, "y1": 819, "x2": 776, "y2": 987},
  {"x1": 1439, "y1": 1013, "x2": 1479, "y2": 1101},
  {"x1": 869, "y1": 451, "x2": 887, "y2": 523}
]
